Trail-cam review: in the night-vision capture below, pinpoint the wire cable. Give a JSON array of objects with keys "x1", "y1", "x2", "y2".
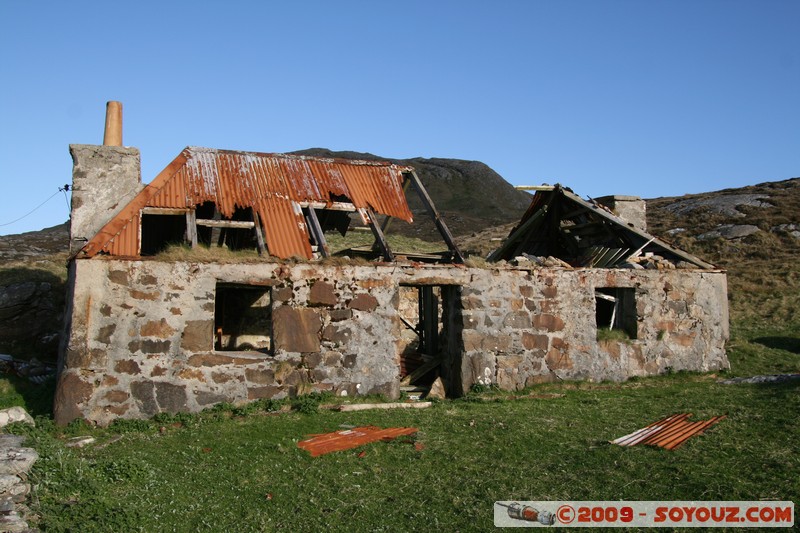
[
  {"x1": 0, "y1": 185, "x2": 70, "y2": 227},
  {"x1": 61, "y1": 184, "x2": 71, "y2": 212}
]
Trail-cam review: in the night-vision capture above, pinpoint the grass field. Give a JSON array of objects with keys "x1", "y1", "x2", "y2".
[{"x1": 1, "y1": 315, "x2": 798, "y2": 532}]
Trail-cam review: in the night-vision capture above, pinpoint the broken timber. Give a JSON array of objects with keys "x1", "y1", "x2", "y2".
[
  {"x1": 404, "y1": 171, "x2": 465, "y2": 263},
  {"x1": 335, "y1": 402, "x2": 432, "y2": 412},
  {"x1": 303, "y1": 207, "x2": 330, "y2": 258},
  {"x1": 361, "y1": 207, "x2": 394, "y2": 262}
]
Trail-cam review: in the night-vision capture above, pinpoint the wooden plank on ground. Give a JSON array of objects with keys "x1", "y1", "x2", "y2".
[{"x1": 335, "y1": 402, "x2": 432, "y2": 412}]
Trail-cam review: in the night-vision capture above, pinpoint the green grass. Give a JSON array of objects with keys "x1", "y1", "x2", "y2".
[
  {"x1": 2, "y1": 320, "x2": 797, "y2": 532},
  {"x1": 148, "y1": 232, "x2": 448, "y2": 263},
  {"x1": 0, "y1": 257, "x2": 69, "y2": 286},
  {"x1": 0, "y1": 374, "x2": 55, "y2": 417},
  {"x1": 152, "y1": 244, "x2": 274, "y2": 263},
  {"x1": 596, "y1": 328, "x2": 631, "y2": 342},
  {"x1": 325, "y1": 230, "x2": 449, "y2": 255},
  {"x1": 8, "y1": 376, "x2": 798, "y2": 532}
]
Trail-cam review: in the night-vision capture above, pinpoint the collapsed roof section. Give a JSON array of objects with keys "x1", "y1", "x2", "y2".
[
  {"x1": 80, "y1": 147, "x2": 464, "y2": 262},
  {"x1": 489, "y1": 185, "x2": 715, "y2": 269}
]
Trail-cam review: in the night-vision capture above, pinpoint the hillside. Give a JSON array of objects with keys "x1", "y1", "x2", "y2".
[
  {"x1": 0, "y1": 223, "x2": 70, "y2": 359},
  {"x1": 291, "y1": 148, "x2": 533, "y2": 240},
  {"x1": 0, "y1": 222, "x2": 69, "y2": 262},
  {"x1": 647, "y1": 177, "x2": 800, "y2": 326}
]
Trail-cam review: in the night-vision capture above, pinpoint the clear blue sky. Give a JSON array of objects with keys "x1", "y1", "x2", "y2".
[{"x1": 1, "y1": 1, "x2": 798, "y2": 235}]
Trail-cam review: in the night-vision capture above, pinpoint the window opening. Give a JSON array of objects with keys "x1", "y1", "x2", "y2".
[
  {"x1": 215, "y1": 283, "x2": 272, "y2": 353},
  {"x1": 140, "y1": 212, "x2": 188, "y2": 256},
  {"x1": 595, "y1": 287, "x2": 637, "y2": 340}
]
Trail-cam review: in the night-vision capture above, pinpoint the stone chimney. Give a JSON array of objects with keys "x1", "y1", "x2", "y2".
[
  {"x1": 69, "y1": 102, "x2": 143, "y2": 253},
  {"x1": 594, "y1": 195, "x2": 647, "y2": 232}
]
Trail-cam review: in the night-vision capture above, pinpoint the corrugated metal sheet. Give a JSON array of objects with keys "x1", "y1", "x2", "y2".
[
  {"x1": 106, "y1": 213, "x2": 139, "y2": 256},
  {"x1": 612, "y1": 413, "x2": 726, "y2": 450},
  {"x1": 297, "y1": 426, "x2": 419, "y2": 457},
  {"x1": 82, "y1": 147, "x2": 415, "y2": 259}
]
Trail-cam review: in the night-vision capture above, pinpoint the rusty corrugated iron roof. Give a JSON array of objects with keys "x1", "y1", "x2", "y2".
[
  {"x1": 81, "y1": 147, "x2": 415, "y2": 260},
  {"x1": 297, "y1": 426, "x2": 419, "y2": 456},
  {"x1": 612, "y1": 413, "x2": 726, "y2": 450}
]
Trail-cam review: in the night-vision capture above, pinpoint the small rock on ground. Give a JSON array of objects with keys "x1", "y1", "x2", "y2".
[
  {"x1": 718, "y1": 374, "x2": 800, "y2": 385},
  {"x1": 0, "y1": 408, "x2": 34, "y2": 429}
]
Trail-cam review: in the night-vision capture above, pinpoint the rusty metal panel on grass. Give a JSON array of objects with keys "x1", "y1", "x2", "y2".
[
  {"x1": 298, "y1": 426, "x2": 419, "y2": 457},
  {"x1": 612, "y1": 413, "x2": 726, "y2": 450}
]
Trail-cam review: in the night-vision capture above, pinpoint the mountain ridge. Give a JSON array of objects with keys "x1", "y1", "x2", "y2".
[{"x1": 290, "y1": 148, "x2": 534, "y2": 239}]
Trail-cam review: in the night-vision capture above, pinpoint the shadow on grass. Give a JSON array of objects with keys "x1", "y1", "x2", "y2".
[
  {"x1": 746, "y1": 380, "x2": 800, "y2": 433},
  {"x1": 0, "y1": 372, "x2": 56, "y2": 418},
  {"x1": 753, "y1": 336, "x2": 800, "y2": 354}
]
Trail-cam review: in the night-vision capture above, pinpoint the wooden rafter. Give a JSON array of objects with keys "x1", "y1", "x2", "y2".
[{"x1": 404, "y1": 171, "x2": 465, "y2": 263}]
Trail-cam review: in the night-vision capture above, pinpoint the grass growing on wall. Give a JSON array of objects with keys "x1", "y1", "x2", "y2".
[
  {"x1": 324, "y1": 231, "x2": 448, "y2": 255},
  {"x1": 149, "y1": 232, "x2": 448, "y2": 263},
  {"x1": 596, "y1": 328, "x2": 631, "y2": 342}
]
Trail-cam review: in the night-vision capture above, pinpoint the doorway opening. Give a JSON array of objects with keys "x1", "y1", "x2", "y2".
[{"x1": 397, "y1": 285, "x2": 463, "y2": 398}]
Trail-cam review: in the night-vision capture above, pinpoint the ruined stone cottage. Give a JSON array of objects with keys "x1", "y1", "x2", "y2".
[{"x1": 54, "y1": 104, "x2": 729, "y2": 425}]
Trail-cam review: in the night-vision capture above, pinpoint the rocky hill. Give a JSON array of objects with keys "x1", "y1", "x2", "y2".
[
  {"x1": 647, "y1": 177, "x2": 800, "y2": 325},
  {"x1": 0, "y1": 223, "x2": 69, "y2": 262},
  {"x1": 1, "y1": 150, "x2": 797, "y2": 361},
  {"x1": 0, "y1": 223, "x2": 69, "y2": 361}
]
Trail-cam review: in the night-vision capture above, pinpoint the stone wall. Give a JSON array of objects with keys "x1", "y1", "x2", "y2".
[
  {"x1": 54, "y1": 259, "x2": 729, "y2": 425},
  {"x1": 458, "y1": 268, "x2": 729, "y2": 392},
  {"x1": 0, "y1": 408, "x2": 38, "y2": 532}
]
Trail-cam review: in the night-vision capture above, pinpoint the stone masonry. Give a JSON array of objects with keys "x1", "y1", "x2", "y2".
[
  {"x1": 54, "y1": 259, "x2": 729, "y2": 426},
  {"x1": 69, "y1": 145, "x2": 143, "y2": 254},
  {"x1": 594, "y1": 195, "x2": 648, "y2": 232},
  {"x1": 0, "y1": 408, "x2": 38, "y2": 532}
]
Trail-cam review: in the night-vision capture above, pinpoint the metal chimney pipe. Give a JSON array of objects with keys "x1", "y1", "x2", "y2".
[{"x1": 103, "y1": 101, "x2": 123, "y2": 146}]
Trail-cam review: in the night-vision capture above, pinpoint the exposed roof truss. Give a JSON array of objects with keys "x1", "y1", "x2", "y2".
[{"x1": 489, "y1": 185, "x2": 714, "y2": 269}]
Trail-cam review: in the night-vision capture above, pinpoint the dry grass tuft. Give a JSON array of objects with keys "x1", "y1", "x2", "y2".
[
  {"x1": 151, "y1": 245, "x2": 277, "y2": 264},
  {"x1": 0, "y1": 254, "x2": 69, "y2": 285}
]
